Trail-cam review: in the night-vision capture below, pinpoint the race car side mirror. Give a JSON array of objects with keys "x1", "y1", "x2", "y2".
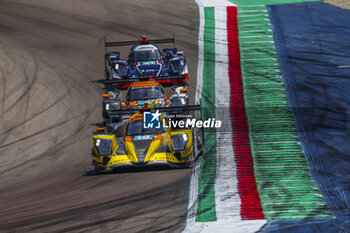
[
  {"x1": 180, "y1": 88, "x2": 188, "y2": 94},
  {"x1": 102, "y1": 94, "x2": 110, "y2": 99},
  {"x1": 177, "y1": 51, "x2": 184, "y2": 56},
  {"x1": 96, "y1": 127, "x2": 105, "y2": 133}
]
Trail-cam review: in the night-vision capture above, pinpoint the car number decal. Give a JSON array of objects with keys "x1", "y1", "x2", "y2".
[{"x1": 133, "y1": 135, "x2": 154, "y2": 140}]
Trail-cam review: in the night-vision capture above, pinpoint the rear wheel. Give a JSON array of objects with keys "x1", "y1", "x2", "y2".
[
  {"x1": 193, "y1": 128, "x2": 204, "y2": 160},
  {"x1": 105, "y1": 69, "x2": 111, "y2": 80}
]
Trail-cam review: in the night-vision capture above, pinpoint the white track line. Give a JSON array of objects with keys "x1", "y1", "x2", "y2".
[
  {"x1": 183, "y1": 1, "x2": 267, "y2": 232},
  {"x1": 195, "y1": 5, "x2": 205, "y2": 105},
  {"x1": 195, "y1": 0, "x2": 236, "y2": 7},
  {"x1": 183, "y1": 3, "x2": 204, "y2": 232},
  {"x1": 184, "y1": 1, "x2": 235, "y2": 232},
  {"x1": 214, "y1": 6, "x2": 241, "y2": 221},
  {"x1": 213, "y1": 6, "x2": 266, "y2": 232}
]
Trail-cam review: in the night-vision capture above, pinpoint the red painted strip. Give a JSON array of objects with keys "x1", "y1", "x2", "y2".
[{"x1": 227, "y1": 6, "x2": 265, "y2": 220}]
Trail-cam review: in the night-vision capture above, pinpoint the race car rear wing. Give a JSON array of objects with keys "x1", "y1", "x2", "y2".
[
  {"x1": 102, "y1": 75, "x2": 187, "y2": 84},
  {"x1": 105, "y1": 36, "x2": 175, "y2": 48},
  {"x1": 108, "y1": 105, "x2": 201, "y2": 116}
]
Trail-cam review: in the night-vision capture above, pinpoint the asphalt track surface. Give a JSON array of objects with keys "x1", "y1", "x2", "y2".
[
  {"x1": 0, "y1": 1, "x2": 198, "y2": 232},
  {"x1": 323, "y1": 0, "x2": 350, "y2": 9}
]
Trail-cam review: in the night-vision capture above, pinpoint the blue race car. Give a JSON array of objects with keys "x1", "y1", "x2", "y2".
[{"x1": 104, "y1": 36, "x2": 188, "y2": 88}]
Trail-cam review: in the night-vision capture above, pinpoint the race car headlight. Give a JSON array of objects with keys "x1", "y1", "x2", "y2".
[
  {"x1": 179, "y1": 97, "x2": 186, "y2": 105},
  {"x1": 171, "y1": 133, "x2": 189, "y2": 151},
  {"x1": 105, "y1": 102, "x2": 120, "y2": 111},
  {"x1": 154, "y1": 99, "x2": 164, "y2": 107},
  {"x1": 170, "y1": 97, "x2": 188, "y2": 107},
  {"x1": 171, "y1": 59, "x2": 183, "y2": 73},
  {"x1": 95, "y1": 139, "x2": 112, "y2": 156},
  {"x1": 110, "y1": 102, "x2": 121, "y2": 110},
  {"x1": 117, "y1": 64, "x2": 129, "y2": 77},
  {"x1": 115, "y1": 64, "x2": 119, "y2": 70}
]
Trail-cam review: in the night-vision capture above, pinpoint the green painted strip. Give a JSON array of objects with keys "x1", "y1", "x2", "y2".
[
  {"x1": 237, "y1": 5, "x2": 332, "y2": 221},
  {"x1": 230, "y1": 0, "x2": 317, "y2": 6},
  {"x1": 196, "y1": 7, "x2": 217, "y2": 222}
]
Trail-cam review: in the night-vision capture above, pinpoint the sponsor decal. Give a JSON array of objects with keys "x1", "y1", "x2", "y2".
[
  {"x1": 137, "y1": 100, "x2": 156, "y2": 106},
  {"x1": 164, "y1": 118, "x2": 221, "y2": 128},
  {"x1": 143, "y1": 110, "x2": 162, "y2": 129},
  {"x1": 133, "y1": 135, "x2": 154, "y2": 140},
  {"x1": 134, "y1": 45, "x2": 157, "y2": 51},
  {"x1": 143, "y1": 111, "x2": 221, "y2": 129},
  {"x1": 140, "y1": 61, "x2": 156, "y2": 65}
]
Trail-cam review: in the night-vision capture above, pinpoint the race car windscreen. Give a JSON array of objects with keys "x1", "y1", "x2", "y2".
[
  {"x1": 129, "y1": 87, "x2": 163, "y2": 101},
  {"x1": 127, "y1": 119, "x2": 165, "y2": 136},
  {"x1": 134, "y1": 50, "x2": 162, "y2": 62}
]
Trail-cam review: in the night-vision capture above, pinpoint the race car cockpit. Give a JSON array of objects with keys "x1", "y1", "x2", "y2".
[
  {"x1": 134, "y1": 48, "x2": 162, "y2": 62},
  {"x1": 126, "y1": 118, "x2": 166, "y2": 136},
  {"x1": 127, "y1": 85, "x2": 164, "y2": 101}
]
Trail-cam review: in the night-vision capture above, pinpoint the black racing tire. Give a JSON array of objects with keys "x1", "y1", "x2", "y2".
[
  {"x1": 105, "y1": 69, "x2": 111, "y2": 80},
  {"x1": 185, "y1": 161, "x2": 194, "y2": 168}
]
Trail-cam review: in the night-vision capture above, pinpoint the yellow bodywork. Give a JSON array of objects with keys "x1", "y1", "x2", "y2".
[{"x1": 92, "y1": 127, "x2": 194, "y2": 171}]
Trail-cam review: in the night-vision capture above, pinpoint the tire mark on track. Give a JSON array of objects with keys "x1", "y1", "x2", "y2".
[
  {"x1": 0, "y1": 91, "x2": 70, "y2": 138},
  {"x1": 0, "y1": 111, "x2": 92, "y2": 177},
  {"x1": 1, "y1": 60, "x2": 37, "y2": 116},
  {"x1": 0, "y1": 69, "x2": 5, "y2": 118},
  {"x1": 0, "y1": 0, "x2": 197, "y2": 232},
  {"x1": 0, "y1": 116, "x2": 76, "y2": 150},
  {"x1": 0, "y1": 178, "x2": 185, "y2": 233}
]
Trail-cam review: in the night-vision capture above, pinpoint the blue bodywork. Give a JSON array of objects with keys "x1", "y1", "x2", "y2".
[{"x1": 105, "y1": 43, "x2": 188, "y2": 83}]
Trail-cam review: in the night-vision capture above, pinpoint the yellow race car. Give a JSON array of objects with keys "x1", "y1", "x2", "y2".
[{"x1": 92, "y1": 107, "x2": 204, "y2": 172}]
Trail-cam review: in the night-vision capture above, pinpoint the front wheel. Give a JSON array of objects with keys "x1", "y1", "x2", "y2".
[
  {"x1": 105, "y1": 69, "x2": 111, "y2": 80},
  {"x1": 193, "y1": 128, "x2": 204, "y2": 161}
]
